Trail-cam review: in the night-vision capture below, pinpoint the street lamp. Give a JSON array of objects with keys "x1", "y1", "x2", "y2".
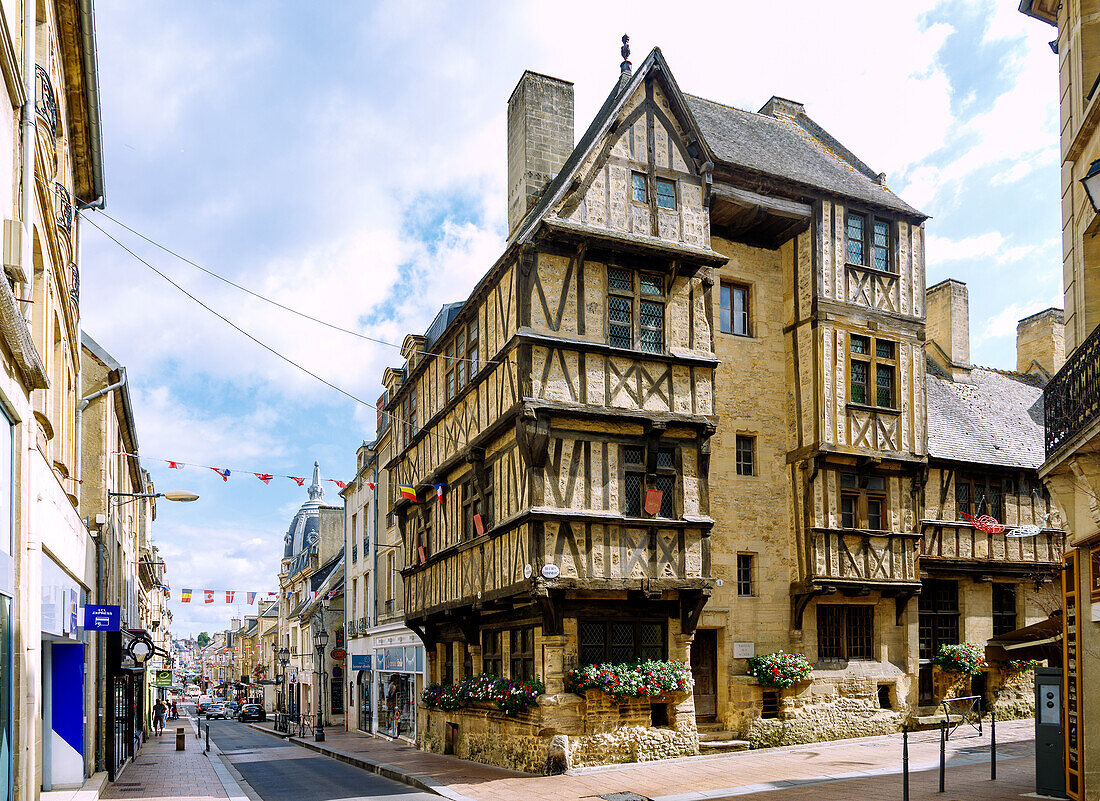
[
  {"x1": 277, "y1": 647, "x2": 290, "y2": 716},
  {"x1": 108, "y1": 490, "x2": 200, "y2": 504},
  {"x1": 1082, "y1": 158, "x2": 1100, "y2": 213},
  {"x1": 313, "y1": 628, "x2": 329, "y2": 742}
]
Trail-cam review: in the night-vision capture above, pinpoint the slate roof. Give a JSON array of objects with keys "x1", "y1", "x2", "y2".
[
  {"x1": 686, "y1": 95, "x2": 923, "y2": 218},
  {"x1": 926, "y1": 360, "x2": 1046, "y2": 470}
]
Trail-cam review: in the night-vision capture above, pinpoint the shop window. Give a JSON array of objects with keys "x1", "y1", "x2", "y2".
[
  {"x1": 482, "y1": 630, "x2": 503, "y2": 675},
  {"x1": 992, "y1": 583, "x2": 1017, "y2": 637},
  {"x1": 379, "y1": 673, "x2": 414, "y2": 739},
  {"x1": 509, "y1": 628, "x2": 534, "y2": 682},
  {"x1": 918, "y1": 579, "x2": 959, "y2": 660},
  {"x1": 817, "y1": 604, "x2": 873, "y2": 661},
  {"x1": 578, "y1": 620, "x2": 665, "y2": 666}
]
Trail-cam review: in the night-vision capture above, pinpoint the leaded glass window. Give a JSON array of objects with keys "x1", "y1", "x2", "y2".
[
  {"x1": 640, "y1": 300, "x2": 663, "y2": 353},
  {"x1": 607, "y1": 268, "x2": 665, "y2": 354},
  {"x1": 846, "y1": 210, "x2": 894, "y2": 272},
  {"x1": 631, "y1": 172, "x2": 647, "y2": 203},
  {"x1": 609, "y1": 296, "x2": 632, "y2": 349},
  {"x1": 655, "y1": 474, "x2": 674, "y2": 517},
  {"x1": 655, "y1": 178, "x2": 676, "y2": 209},
  {"x1": 850, "y1": 334, "x2": 896, "y2": 409},
  {"x1": 850, "y1": 361, "x2": 868, "y2": 404},
  {"x1": 578, "y1": 620, "x2": 667, "y2": 666},
  {"x1": 847, "y1": 212, "x2": 865, "y2": 265},
  {"x1": 873, "y1": 221, "x2": 890, "y2": 270}
]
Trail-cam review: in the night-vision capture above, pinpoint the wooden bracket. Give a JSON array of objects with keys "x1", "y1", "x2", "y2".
[
  {"x1": 517, "y1": 409, "x2": 551, "y2": 469},
  {"x1": 407, "y1": 620, "x2": 436, "y2": 651},
  {"x1": 536, "y1": 590, "x2": 564, "y2": 636},
  {"x1": 790, "y1": 584, "x2": 836, "y2": 629},
  {"x1": 679, "y1": 589, "x2": 710, "y2": 635},
  {"x1": 894, "y1": 589, "x2": 917, "y2": 625}
]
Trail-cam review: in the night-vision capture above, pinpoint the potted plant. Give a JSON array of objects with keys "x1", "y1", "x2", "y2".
[
  {"x1": 933, "y1": 643, "x2": 988, "y2": 675},
  {"x1": 746, "y1": 651, "x2": 813, "y2": 689}
]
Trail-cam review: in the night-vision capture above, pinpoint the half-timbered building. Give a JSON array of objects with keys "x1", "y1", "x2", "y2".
[{"x1": 376, "y1": 42, "x2": 1063, "y2": 770}]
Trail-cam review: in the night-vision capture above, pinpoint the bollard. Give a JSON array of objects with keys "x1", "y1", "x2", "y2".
[
  {"x1": 902, "y1": 724, "x2": 910, "y2": 801},
  {"x1": 175, "y1": 727, "x2": 185, "y2": 751},
  {"x1": 939, "y1": 721, "x2": 946, "y2": 793},
  {"x1": 205, "y1": 724, "x2": 210, "y2": 754},
  {"x1": 990, "y1": 709, "x2": 997, "y2": 781}
]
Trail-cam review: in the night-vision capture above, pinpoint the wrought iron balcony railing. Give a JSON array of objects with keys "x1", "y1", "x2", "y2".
[
  {"x1": 69, "y1": 263, "x2": 79, "y2": 304},
  {"x1": 54, "y1": 183, "x2": 72, "y2": 236},
  {"x1": 34, "y1": 65, "x2": 58, "y2": 135},
  {"x1": 1045, "y1": 321, "x2": 1100, "y2": 456}
]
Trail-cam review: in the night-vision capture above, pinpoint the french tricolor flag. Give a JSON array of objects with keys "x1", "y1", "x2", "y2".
[{"x1": 211, "y1": 468, "x2": 231, "y2": 482}]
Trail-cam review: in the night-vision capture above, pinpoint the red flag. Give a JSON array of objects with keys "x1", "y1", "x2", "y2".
[
  {"x1": 225, "y1": 590, "x2": 236, "y2": 603},
  {"x1": 255, "y1": 473, "x2": 273, "y2": 485},
  {"x1": 330, "y1": 479, "x2": 347, "y2": 489},
  {"x1": 644, "y1": 488, "x2": 663, "y2": 516},
  {"x1": 167, "y1": 460, "x2": 182, "y2": 469},
  {"x1": 289, "y1": 477, "x2": 305, "y2": 486},
  {"x1": 204, "y1": 590, "x2": 215, "y2": 604},
  {"x1": 326, "y1": 588, "x2": 337, "y2": 599},
  {"x1": 247, "y1": 592, "x2": 257, "y2": 604},
  {"x1": 211, "y1": 467, "x2": 231, "y2": 482},
  {"x1": 367, "y1": 482, "x2": 376, "y2": 491}
]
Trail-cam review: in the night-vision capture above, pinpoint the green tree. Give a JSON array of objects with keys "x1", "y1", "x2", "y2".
[{"x1": 196, "y1": 632, "x2": 211, "y2": 647}]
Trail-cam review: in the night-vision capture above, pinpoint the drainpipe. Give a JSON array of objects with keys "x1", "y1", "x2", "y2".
[
  {"x1": 368, "y1": 458, "x2": 378, "y2": 734},
  {"x1": 20, "y1": 0, "x2": 35, "y2": 322}
]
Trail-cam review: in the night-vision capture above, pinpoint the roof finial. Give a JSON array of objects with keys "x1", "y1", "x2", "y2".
[
  {"x1": 308, "y1": 461, "x2": 323, "y2": 501},
  {"x1": 620, "y1": 34, "x2": 631, "y2": 75}
]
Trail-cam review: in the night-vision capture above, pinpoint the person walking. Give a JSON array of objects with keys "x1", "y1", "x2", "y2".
[{"x1": 152, "y1": 698, "x2": 166, "y2": 736}]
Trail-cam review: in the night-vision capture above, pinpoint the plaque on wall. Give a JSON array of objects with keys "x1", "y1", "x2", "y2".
[{"x1": 733, "y1": 642, "x2": 755, "y2": 659}]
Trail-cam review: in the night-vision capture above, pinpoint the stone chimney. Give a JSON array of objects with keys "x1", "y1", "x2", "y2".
[
  {"x1": 1016, "y1": 307, "x2": 1065, "y2": 381},
  {"x1": 230, "y1": 617, "x2": 240, "y2": 631},
  {"x1": 758, "y1": 96, "x2": 806, "y2": 119},
  {"x1": 925, "y1": 279, "x2": 972, "y2": 382},
  {"x1": 507, "y1": 70, "x2": 574, "y2": 236}
]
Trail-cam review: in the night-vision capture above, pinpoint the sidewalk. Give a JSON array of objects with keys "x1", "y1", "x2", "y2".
[
  {"x1": 100, "y1": 727, "x2": 227, "y2": 801},
  {"x1": 249, "y1": 717, "x2": 1036, "y2": 801}
]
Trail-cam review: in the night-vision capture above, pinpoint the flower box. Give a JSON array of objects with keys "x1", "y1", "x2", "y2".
[
  {"x1": 564, "y1": 660, "x2": 693, "y2": 699},
  {"x1": 746, "y1": 651, "x2": 813, "y2": 689}
]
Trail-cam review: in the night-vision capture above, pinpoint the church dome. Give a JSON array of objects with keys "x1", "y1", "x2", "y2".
[{"x1": 283, "y1": 462, "x2": 325, "y2": 564}]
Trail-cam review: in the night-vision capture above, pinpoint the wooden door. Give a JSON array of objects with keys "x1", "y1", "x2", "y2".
[{"x1": 691, "y1": 629, "x2": 717, "y2": 718}]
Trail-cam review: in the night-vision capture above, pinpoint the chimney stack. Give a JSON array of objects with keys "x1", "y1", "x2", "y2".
[
  {"x1": 230, "y1": 617, "x2": 240, "y2": 631},
  {"x1": 507, "y1": 71, "x2": 574, "y2": 236},
  {"x1": 925, "y1": 279, "x2": 972, "y2": 382},
  {"x1": 1016, "y1": 308, "x2": 1065, "y2": 381}
]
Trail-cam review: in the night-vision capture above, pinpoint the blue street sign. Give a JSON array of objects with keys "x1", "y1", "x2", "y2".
[
  {"x1": 350, "y1": 654, "x2": 371, "y2": 671},
  {"x1": 83, "y1": 605, "x2": 120, "y2": 631}
]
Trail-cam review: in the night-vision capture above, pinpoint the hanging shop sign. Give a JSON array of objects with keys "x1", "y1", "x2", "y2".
[
  {"x1": 154, "y1": 670, "x2": 173, "y2": 687},
  {"x1": 330, "y1": 647, "x2": 346, "y2": 660},
  {"x1": 83, "y1": 604, "x2": 120, "y2": 631},
  {"x1": 350, "y1": 655, "x2": 371, "y2": 671}
]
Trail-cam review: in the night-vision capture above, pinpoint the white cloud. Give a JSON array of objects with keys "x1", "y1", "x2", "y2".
[
  {"x1": 977, "y1": 295, "x2": 1063, "y2": 343},
  {"x1": 926, "y1": 231, "x2": 1005, "y2": 265}
]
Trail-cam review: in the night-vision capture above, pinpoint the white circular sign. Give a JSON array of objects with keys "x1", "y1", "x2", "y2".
[
  {"x1": 715, "y1": 579, "x2": 724, "y2": 587},
  {"x1": 524, "y1": 564, "x2": 533, "y2": 579},
  {"x1": 541, "y1": 564, "x2": 560, "y2": 579}
]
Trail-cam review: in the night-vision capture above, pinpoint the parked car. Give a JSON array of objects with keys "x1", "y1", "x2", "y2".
[
  {"x1": 205, "y1": 704, "x2": 228, "y2": 720},
  {"x1": 237, "y1": 704, "x2": 266, "y2": 722},
  {"x1": 225, "y1": 701, "x2": 240, "y2": 716}
]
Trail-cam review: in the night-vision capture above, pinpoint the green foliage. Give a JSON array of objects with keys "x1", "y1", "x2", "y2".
[
  {"x1": 564, "y1": 660, "x2": 693, "y2": 698},
  {"x1": 994, "y1": 658, "x2": 1041, "y2": 673},
  {"x1": 421, "y1": 674, "x2": 545, "y2": 716},
  {"x1": 933, "y1": 643, "x2": 988, "y2": 676},
  {"x1": 196, "y1": 632, "x2": 211, "y2": 647},
  {"x1": 747, "y1": 651, "x2": 814, "y2": 689}
]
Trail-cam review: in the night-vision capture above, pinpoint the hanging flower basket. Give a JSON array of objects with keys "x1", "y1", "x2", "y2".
[
  {"x1": 746, "y1": 651, "x2": 813, "y2": 689},
  {"x1": 933, "y1": 643, "x2": 988, "y2": 676},
  {"x1": 994, "y1": 658, "x2": 1040, "y2": 675},
  {"x1": 564, "y1": 660, "x2": 693, "y2": 699}
]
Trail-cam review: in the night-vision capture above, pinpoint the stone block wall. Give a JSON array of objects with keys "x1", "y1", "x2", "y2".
[{"x1": 987, "y1": 667, "x2": 1037, "y2": 720}]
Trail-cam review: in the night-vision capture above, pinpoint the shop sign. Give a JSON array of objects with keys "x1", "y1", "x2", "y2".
[
  {"x1": 350, "y1": 654, "x2": 371, "y2": 671},
  {"x1": 154, "y1": 670, "x2": 172, "y2": 687},
  {"x1": 83, "y1": 605, "x2": 120, "y2": 631},
  {"x1": 330, "y1": 647, "x2": 346, "y2": 660}
]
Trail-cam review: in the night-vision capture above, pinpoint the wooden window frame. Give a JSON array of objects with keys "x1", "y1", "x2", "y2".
[
  {"x1": 817, "y1": 604, "x2": 874, "y2": 662},
  {"x1": 956, "y1": 473, "x2": 1010, "y2": 523},
  {"x1": 401, "y1": 390, "x2": 417, "y2": 445},
  {"x1": 577, "y1": 619, "x2": 666, "y2": 666},
  {"x1": 622, "y1": 444, "x2": 676, "y2": 518},
  {"x1": 655, "y1": 177, "x2": 677, "y2": 210},
  {"x1": 848, "y1": 334, "x2": 897, "y2": 409},
  {"x1": 460, "y1": 478, "x2": 483, "y2": 540},
  {"x1": 736, "y1": 553, "x2": 755, "y2": 597},
  {"x1": 845, "y1": 209, "x2": 895, "y2": 273},
  {"x1": 607, "y1": 267, "x2": 665, "y2": 354},
  {"x1": 918, "y1": 579, "x2": 959, "y2": 661},
  {"x1": 444, "y1": 320, "x2": 479, "y2": 403},
  {"x1": 482, "y1": 630, "x2": 503, "y2": 676},
  {"x1": 992, "y1": 583, "x2": 1017, "y2": 637},
  {"x1": 508, "y1": 628, "x2": 535, "y2": 682},
  {"x1": 839, "y1": 472, "x2": 888, "y2": 531},
  {"x1": 735, "y1": 434, "x2": 755, "y2": 476},
  {"x1": 720, "y1": 282, "x2": 751, "y2": 337}
]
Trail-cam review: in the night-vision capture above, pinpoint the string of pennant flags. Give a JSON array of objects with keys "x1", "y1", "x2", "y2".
[
  {"x1": 177, "y1": 587, "x2": 340, "y2": 604},
  {"x1": 114, "y1": 452, "x2": 350, "y2": 489}
]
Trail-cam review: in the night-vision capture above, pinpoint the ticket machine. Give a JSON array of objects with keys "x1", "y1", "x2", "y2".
[{"x1": 1035, "y1": 666, "x2": 1066, "y2": 798}]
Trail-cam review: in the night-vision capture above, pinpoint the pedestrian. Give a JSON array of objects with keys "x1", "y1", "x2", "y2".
[{"x1": 152, "y1": 698, "x2": 166, "y2": 735}]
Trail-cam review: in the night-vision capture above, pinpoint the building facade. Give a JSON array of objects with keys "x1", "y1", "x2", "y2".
[
  {"x1": 373, "y1": 44, "x2": 1069, "y2": 772},
  {"x1": 1021, "y1": 1, "x2": 1100, "y2": 798}
]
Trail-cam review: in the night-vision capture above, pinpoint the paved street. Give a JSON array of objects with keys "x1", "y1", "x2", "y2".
[{"x1": 202, "y1": 715, "x2": 437, "y2": 801}]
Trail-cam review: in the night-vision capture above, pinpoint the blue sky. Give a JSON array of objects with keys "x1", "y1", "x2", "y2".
[{"x1": 78, "y1": 1, "x2": 1060, "y2": 637}]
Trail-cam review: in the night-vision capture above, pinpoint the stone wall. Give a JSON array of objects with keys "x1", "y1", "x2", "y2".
[
  {"x1": 987, "y1": 667, "x2": 1037, "y2": 720},
  {"x1": 418, "y1": 688, "x2": 699, "y2": 772}
]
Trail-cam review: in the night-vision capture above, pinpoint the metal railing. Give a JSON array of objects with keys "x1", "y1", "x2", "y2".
[
  {"x1": 1045, "y1": 321, "x2": 1100, "y2": 456},
  {"x1": 54, "y1": 183, "x2": 72, "y2": 235},
  {"x1": 34, "y1": 65, "x2": 58, "y2": 134}
]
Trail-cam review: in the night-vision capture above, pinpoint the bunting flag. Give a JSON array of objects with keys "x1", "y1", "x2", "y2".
[
  {"x1": 290, "y1": 477, "x2": 306, "y2": 486},
  {"x1": 367, "y1": 482, "x2": 376, "y2": 491},
  {"x1": 435, "y1": 484, "x2": 446, "y2": 504},
  {"x1": 113, "y1": 452, "x2": 351, "y2": 491},
  {"x1": 330, "y1": 479, "x2": 347, "y2": 489},
  {"x1": 225, "y1": 590, "x2": 236, "y2": 603},
  {"x1": 400, "y1": 485, "x2": 416, "y2": 500},
  {"x1": 311, "y1": 589, "x2": 318, "y2": 600},
  {"x1": 167, "y1": 461, "x2": 182, "y2": 469},
  {"x1": 181, "y1": 589, "x2": 192, "y2": 603},
  {"x1": 211, "y1": 467, "x2": 231, "y2": 482},
  {"x1": 204, "y1": 590, "x2": 215, "y2": 604},
  {"x1": 255, "y1": 473, "x2": 273, "y2": 485},
  {"x1": 247, "y1": 592, "x2": 257, "y2": 604},
  {"x1": 326, "y1": 588, "x2": 338, "y2": 599}
]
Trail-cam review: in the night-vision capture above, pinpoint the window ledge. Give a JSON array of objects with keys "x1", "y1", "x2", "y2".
[
  {"x1": 846, "y1": 262, "x2": 898, "y2": 278},
  {"x1": 719, "y1": 332, "x2": 758, "y2": 341},
  {"x1": 845, "y1": 402, "x2": 900, "y2": 416}
]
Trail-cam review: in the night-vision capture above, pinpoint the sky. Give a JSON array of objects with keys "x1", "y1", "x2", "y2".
[{"x1": 78, "y1": 0, "x2": 1061, "y2": 637}]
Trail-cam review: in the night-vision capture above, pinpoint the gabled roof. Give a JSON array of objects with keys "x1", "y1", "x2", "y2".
[
  {"x1": 926, "y1": 360, "x2": 1046, "y2": 470},
  {"x1": 686, "y1": 95, "x2": 923, "y2": 218}
]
